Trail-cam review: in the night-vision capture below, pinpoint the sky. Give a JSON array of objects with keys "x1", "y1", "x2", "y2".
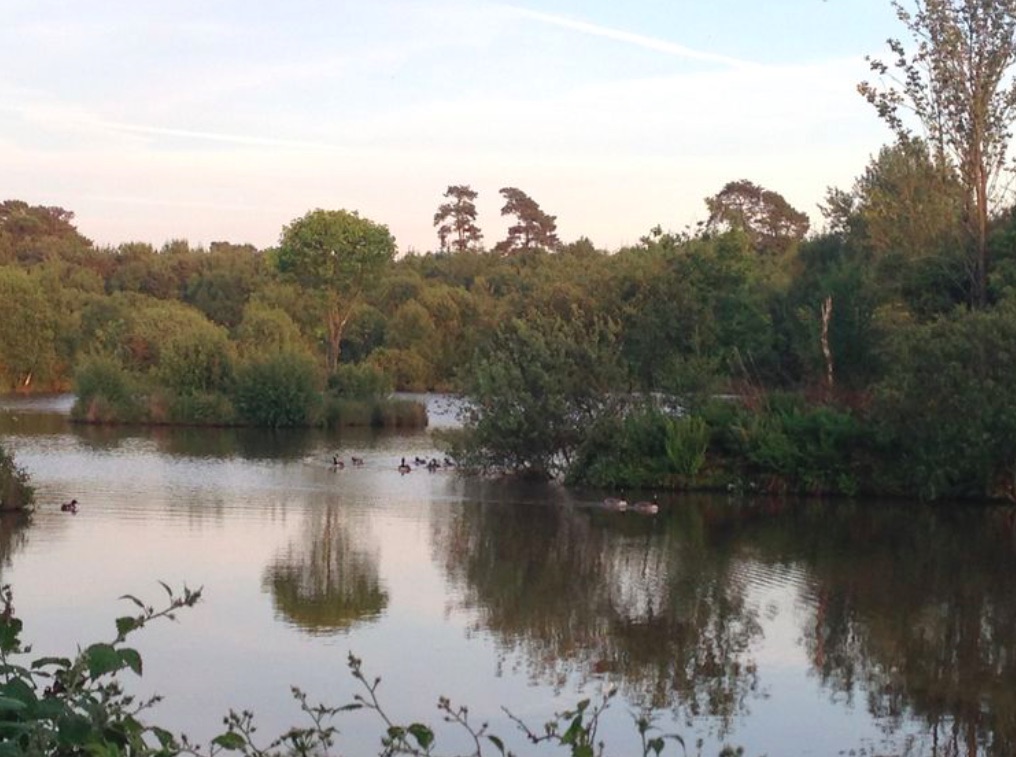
[{"x1": 1, "y1": 0, "x2": 902, "y2": 254}]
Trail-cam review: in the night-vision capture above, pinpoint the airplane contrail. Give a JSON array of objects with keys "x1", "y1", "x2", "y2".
[
  {"x1": 91, "y1": 118, "x2": 347, "y2": 151},
  {"x1": 495, "y1": 3, "x2": 757, "y2": 69},
  {"x1": 2, "y1": 100, "x2": 347, "y2": 152}
]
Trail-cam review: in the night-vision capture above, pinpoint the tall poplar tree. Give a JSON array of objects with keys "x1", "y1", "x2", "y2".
[{"x1": 859, "y1": 0, "x2": 1016, "y2": 307}]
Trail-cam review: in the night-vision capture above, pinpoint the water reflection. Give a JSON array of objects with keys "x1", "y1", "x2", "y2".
[
  {"x1": 434, "y1": 491, "x2": 1016, "y2": 754},
  {"x1": 747, "y1": 500, "x2": 1016, "y2": 757},
  {"x1": 0, "y1": 511, "x2": 30, "y2": 580},
  {"x1": 435, "y1": 490, "x2": 762, "y2": 734},
  {"x1": 3, "y1": 394, "x2": 1016, "y2": 755},
  {"x1": 263, "y1": 504, "x2": 388, "y2": 634},
  {"x1": 0, "y1": 402, "x2": 344, "y2": 462}
]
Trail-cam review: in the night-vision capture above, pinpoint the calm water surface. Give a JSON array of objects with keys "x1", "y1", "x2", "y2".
[{"x1": 0, "y1": 395, "x2": 1014, "y2": 756}]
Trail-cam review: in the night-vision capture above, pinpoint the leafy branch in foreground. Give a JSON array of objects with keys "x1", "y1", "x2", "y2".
[
  {"x1": 0, "y1": 581, "x2": 202, "y2": 756},
  {"x1": 207, "y1": 654, "x2": 691, "y2": 757},
  {"x1": 0, "y1": 584, "x2": 733, "y2": 756}
]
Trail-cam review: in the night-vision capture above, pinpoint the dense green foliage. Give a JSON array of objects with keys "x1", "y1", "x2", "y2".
[
  {"x1": 276, "y1": 209, "x2": 397, "y2": 374},
  {"x1": 233, "y1": 351, "x2": 322, "y2": 428},
  {"x1": 872, "y1": 305, "x2": 1016, "y2": 500},
  {"x1": 0, "y1": 444, "x2": 33, "y2": 512},
  {"x1": 447, "y1": 315, "x2": 621, "y2": 478},
  {"x1": 7, "y1": 79, "x2": 1016, "y2": 494}
]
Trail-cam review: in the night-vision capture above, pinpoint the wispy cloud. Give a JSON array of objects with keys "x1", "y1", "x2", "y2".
[
  {"x1": 94, "y1": 119, "x2": 349, "y2": 151},
  {"x1": 3, "y1": 99, "x2": 351, "y2": 153},
  {"x1": 495, "y1": 3, "x2": 758, "y2": 69}
]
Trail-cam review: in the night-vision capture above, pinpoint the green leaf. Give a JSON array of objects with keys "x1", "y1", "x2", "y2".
[
  {"x1": 0, "y1": 617, "x2": 23, "y2": 653},
  {"x1": 35, "y1": 697, "x2": 66, "y2": 719},
  {"x1": 150, "y1": 725, "x2": 178, "y2": 748},
  {"x1": 30, "y1": 655, "x2": 71, "y2": 670},
  {"x1": 85, "y1": 643, "x2": 122, "y2": 678},
  {"x1": 562, "y1": 714, "x2": 584, "y2": 744},
  {"x1": 57, "y1": 713, "x2": 92, "y2": 746},
  {"x1": 0, "y1": 696, "x2": 26, "y2": 712},
  {"x1": 386, "y1": 725, "x2": 406, "y2": 741},
  {"x1": 0, "y1": 678, "x2": 37, "y2": 708},
  {"x1": 212, "y1": 731, "x2": 247, "y2": 750},
  {"x1": 407, "y1": 723, "x2": 434, "y2": 750},
  {"x1": 118, "y1": 648, "x2": 143, "y2": 676},
  {"x1": 487, "y1": 734, "x2": 506, "y2": 755},
  {"x1": 115, "y1": 616, "x2": 140, "y2": 638},
  {"x1": 0, "y1": 740, "x2": 24, "y2": 757},
  {"x1": 118, "y1": 594, "x2": 146, "y2": 611}
]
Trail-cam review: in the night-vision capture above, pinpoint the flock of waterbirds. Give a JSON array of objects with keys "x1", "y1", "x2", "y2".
[
  {"x1": 600, "y1": 494, "x2": 659, "y2": 515},
  {"x1": 328, "y1": 453, "x2": 456, "y2": 474},
  {"x1": 56, "y1": 456, "x2": 658, "y2": 516},
  {"x1": 326, "y1": 454, "x2": 660, "y2": 514}
]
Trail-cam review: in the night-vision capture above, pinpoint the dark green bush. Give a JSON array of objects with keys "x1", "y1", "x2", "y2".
[
  {"x1": 322, "y1": 397, "x2": 428, "y2": 429},
  {"x1": 157, "y1": 327, "x2": 235, "y2": 396},
  {"x1": 232, "y1": 351, "x2": 322, "y2": 428},
  {"x1": 722, "y1": 393, "x2": 868, "y2": 495},
  {"x1": 365, "y1": 347, "x2": 432, "y2": 392},
  {"x1": 322, "y1": 397, "x2": 375, "y2": 427},
  {"x1": 871, "y1": 306, "x2": 1016, "y2": 500},
  {"x1": 165, "y1": 390, "x2": 236, "y2": 425},
  {"x1": 0, "y1": 444, "x2": 33, "y2": 512},
  {"x1": 71, "y1": 355, "x2": 145, "y2": 423},
  {"x1": 568, "y1": 403, "x2": 675, "y2": 489},
  {"x1": 664, "y1": 415, "x2": 710, "y2": 478},
  {"x1": 327, "y1": 362, "x2": 393, "y2": 399}
]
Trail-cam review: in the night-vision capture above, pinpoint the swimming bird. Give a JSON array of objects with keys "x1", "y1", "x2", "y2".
[
  {"x1": 332, "y1": 456, "x2": 344, "y2": 469},
  {"x1": 602, "y1": 496, "x2": 628, "y2": 512},
  {"x1": 398, "y1": 457, "x2": 412, "y2": 474},
  {"x1": 351, "y1": 456, "x2": 364, "y2": 467},
  {"x1": 414, "y1": 456, "x2": 428, "y2": 466},
  {"x1": 631, "y1": 496, "x2": 659, "y2": 515},
  {"x1": 60, "y1": 499, "x2": 79, "y2": 514}
]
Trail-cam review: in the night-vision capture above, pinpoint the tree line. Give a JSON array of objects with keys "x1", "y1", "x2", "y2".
[{"x1": 3, "y1": 0, "x2": 1016, "y2": 498}]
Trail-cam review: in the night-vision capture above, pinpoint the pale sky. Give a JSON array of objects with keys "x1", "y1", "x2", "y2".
[{"x1": 2, "y1": 0, "x2": 900, "y2": 254}]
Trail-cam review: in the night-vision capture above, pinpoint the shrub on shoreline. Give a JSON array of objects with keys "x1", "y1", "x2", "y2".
[{"x1": 0, "y1": 444, "x2": 33, "y2": 512}]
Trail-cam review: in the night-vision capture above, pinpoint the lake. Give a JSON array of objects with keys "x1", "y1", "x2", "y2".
[{"x1": 0, "y1": 394, "x2": 1013, "y2": 756}]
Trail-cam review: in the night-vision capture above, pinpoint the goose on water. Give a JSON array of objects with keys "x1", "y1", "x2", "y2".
[
  {"x1": 631, "y1": 496, "x2": 659, "y2": 515},
  {"x1": 602, "y1": 496, "x2": 628, "y2": 512}
]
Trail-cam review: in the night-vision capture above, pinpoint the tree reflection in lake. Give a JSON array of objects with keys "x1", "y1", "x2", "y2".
[
  {"x1": 750, "y1": 500, "x2": 1016, "y2": 757},
  {"x1": 4, "y1": 394, "x2": 1016, "y2": 754},
  {"x1": 0, "y1": 511, "x2": 30, "y2": 581},
  {"x1": 263, "y1": 504, "x2": 388, "y2": 634},
  {"x1": 436, "y1": 488, "x2": 1016, "y2": 754},
  {"x1": 434, "y1": 488, "x2": 762, "y2": 735}
]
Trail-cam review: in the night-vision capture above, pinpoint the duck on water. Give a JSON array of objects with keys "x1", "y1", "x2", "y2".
[{"x1": 601, "y1": 495, "x2": 659, "y2": 515}]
